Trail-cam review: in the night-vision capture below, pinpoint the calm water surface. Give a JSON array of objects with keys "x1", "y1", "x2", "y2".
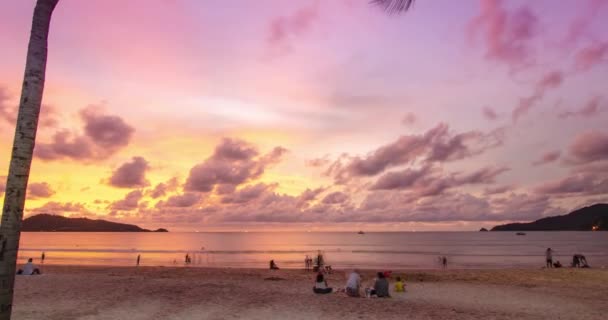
[{"x1": 18, "y1": 231, "x2": 608, "y2": 269}]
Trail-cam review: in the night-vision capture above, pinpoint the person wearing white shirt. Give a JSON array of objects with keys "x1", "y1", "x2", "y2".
[
  {"x1": 18, "y1": 258, "x2": 41, "y2": 275},
  {"x1": 345, "y1": 270, "x2": 361, "y2": 297}
]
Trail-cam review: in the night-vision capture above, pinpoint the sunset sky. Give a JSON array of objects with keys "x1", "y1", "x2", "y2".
[{"x1": 1, "y1": 0, "x2": 607, "y2": 231}]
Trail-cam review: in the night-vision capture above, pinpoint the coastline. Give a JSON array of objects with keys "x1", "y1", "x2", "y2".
[{"x1": 14, "y1": 266, "x2": 608, "y2": 319}]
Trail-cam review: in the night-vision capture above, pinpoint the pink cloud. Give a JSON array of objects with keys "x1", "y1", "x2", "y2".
[
  {"x1": 27, "y1": 182, "x2": 55, "y2": 199},
  {"x1": 569, "y1": 130, "x2": 608, "y2": 163},
  {"x1": 575, "y1": 42, "x2": 608, "y2": 72},
  {"x1": 80, "y1": 106, "x2": 134, "y2": 151},
  {"x1": 157, "y1": 192, "x2": 202, "y2": 208},
  {"x1": 267, "y1": 3, "x2": 319, "y2": 53},
  {"x1": 512, "y1": 70, "x2": 564, "y2": 121},
  {"x1": 29, "y1": 201, "x2": 90, "y2": 215},
  {"x1": 558, "y1": 96, "x2": 602, "y2": 119},
  {"x1": 329, "y1": 123, "x2": 504, "y2": 182},
  {"x1": 482, "y1": 106, "x2": 498, "y2": 120},
  {"x1": 468, "y1": 0, "x2": 539, "y2": 71},
  {"x1": 221, "y1": 183, "x2": 276, "y2": 204},
  {"x1": 185, "y1": 138, "x2": 286, "y2": 192},
  {"x1": 534, "y1": 173, "x2": 608, "y2": 195},
  {"x1": 401, "y1": 112, "x2": 417, "y2": 125},
  {"x1": 321, "y1": 191, "x2": 349, "y2": 204},
  {"x1": 34, "y1": 106, "x2": 135, "y2": 161},
  {"x1": 532, "y1": 150, "x2": 561, "y2": 166},
  {"x1": 110, "y1": 190, "x2": 144, "y2": 211},
  {"x1": 483, "y1": 185, "x2": 512, "y2": 195},
  {"x1": 108, "y1": 156, "x2": 150, "y2": 188},
  {"x1": 147, "y1": 177, "x2": 179, "y2": 199},
  {"x1": 370, "y1": 166, "x2": 433, "y2": 190},
  {"x1": 563, "y1": 0, "x2": 608, "y2": 45}
]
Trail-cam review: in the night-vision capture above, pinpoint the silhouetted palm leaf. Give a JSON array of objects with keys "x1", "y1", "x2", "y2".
[{"x1": 371, "y1": 0, "x2": 415, "y2": 14}]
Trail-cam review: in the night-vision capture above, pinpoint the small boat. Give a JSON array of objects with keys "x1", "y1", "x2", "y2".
[
  {"x1": 357, "y1": 231, "x2": 365, "y2": 234},
  {"x1": 516, "y1": 232, "x2": 526, "y2": 236}
]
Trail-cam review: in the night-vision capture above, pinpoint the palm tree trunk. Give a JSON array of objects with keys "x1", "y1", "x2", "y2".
[{"x1": 0, "y1": 0, "x2": 59, "y2": 318}]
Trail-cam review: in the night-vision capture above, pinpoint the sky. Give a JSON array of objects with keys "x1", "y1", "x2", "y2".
[{"x1": 0, "y1": 0, "x2": 607, "y2": 231}]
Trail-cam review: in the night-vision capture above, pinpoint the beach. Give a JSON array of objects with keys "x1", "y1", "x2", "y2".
[{"x1": 14, "y1": 266, "x2": 608, "y2": 320}]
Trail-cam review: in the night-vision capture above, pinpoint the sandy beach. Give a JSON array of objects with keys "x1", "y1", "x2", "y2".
[{"x1": 13, "y1": 266, "x2": 607, "y2": 320}]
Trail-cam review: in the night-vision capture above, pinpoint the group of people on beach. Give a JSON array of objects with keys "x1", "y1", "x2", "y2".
[
  {"x1": 545, "y1": 248, "x2": 590, "y2": 268},
  {"x1": 314, "y1": 269, "x2": 406, "y2": 298}
]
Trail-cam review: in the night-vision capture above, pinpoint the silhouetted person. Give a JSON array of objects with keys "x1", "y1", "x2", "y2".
[
  {"x1": 41, "y1": 252, "x2": 45, "y2": 264},
  {"x1": 270, "y1": 259, "x2": 279, "y2": 270},
  {"x1": 553, "y1": 261, "x2": 562, "y2": 268},
  {"x1": 136, "y1": 254, "x2": 141, "y2": 266},
  {"x1": 185, "y1": 254, "x2": 191, "y2": 265},
  {"x1": 546, "y1": 248, "x2": 553, "y2": 268},
  {"x1": 17, "y1": 258, "x2": 41, "y2": 275},
  {"x1": 442, "y1": 256, "x2": 448, "y2": 269},
  {"x1": 572, "y1": 254, "x2": 589, "y2": 268}
]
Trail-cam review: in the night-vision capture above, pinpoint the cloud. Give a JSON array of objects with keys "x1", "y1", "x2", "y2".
[
  {"x1": 108, "y1": 156, "x2": 150, "y2": 188},
  {"x1": 370, "y1": 166, "x2": 433, "y2": 190},
  {"x1": 482, "y1": 106, "x2": 498, "y2": 120},
  {"x1": 575, "y1": 42, "x2": 608, "y2": 72},
  {"x1": 110, "y1": 190, "x2": 144, "y2": 210},
  {"x1": 558, "y1": 96, "x2": 602, "y2": 119},
  {"x1": 147, "y1": 177, "x2": 179, "y2": 198},
  {"x1": 35, "y1": 105, "x2": 135, "y2": 161},
  {"x1": 483, "y1": 185, "x2": 512, "y2": 195},
  {"x1": 80, "y1": 106, "x2": 134, "y2": 151},
  {"x1": 401, "y1": 112, "x2": 417, "y2": 125},
  {"x1": 564, "y1": 0, "x2": 608, "y2": 45},
  {"x1": 267, "y1": 3, "x2": 319, "y2": 53},
  {"x1": 534, "y1": 173, "x2": 608, "y2": 196},
  {"x1": 0, "y1": 86, "x2": 16, "y2": 124},
  {"x1": 468, "y1": 0, "x2": 539, "y2": 71},
  {"x1": 185, "y1": 138, "x2": 286, "y2": 192},
  {"x1": 27, "y1": 182, "x2": 55, "y2": 199},
  {"x1": 156, "y1": 192, "x2": 202, "y2": 208},
  {"x1": 532, "y1": 150, "x2": 561, "y2": 166},
  {"x1": 370, "y1": 165, "x2": 509, "y2": 200},
  {"x1": 321, "y1": 191, "x2": 349, "y2": 204},
  {"x1": 328, "y1": 123, "x2": 504, "y2": 182},
  {"x1": 512, "y1": 70, "x2": 564, "y2": 121},
  {"x1": 221, "y1": 183, "x2": 276, "y2": 204},
  {"x1": 29, "y1": 201, "x2": 90, "y2": 215},
  {"x1": 306, "y1": 156, "x2": 331, "y2": 168},
  {"x1": 568, "y1": 130, "x2": 608, "y2": 163}
]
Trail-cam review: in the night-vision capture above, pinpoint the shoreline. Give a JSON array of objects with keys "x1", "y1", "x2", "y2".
[{"x1": 14, "y1": 266, "x2": 608, "y2": 319}]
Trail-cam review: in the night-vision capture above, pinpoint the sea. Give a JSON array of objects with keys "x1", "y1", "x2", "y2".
[{"x1": 18, "y1": 231, "x2": 608, "y2": 269}]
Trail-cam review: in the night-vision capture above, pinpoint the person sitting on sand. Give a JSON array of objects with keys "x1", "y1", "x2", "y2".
[
  {"x1": 17, "y1": 258, "x2": 41, "y2": 275},
  {"x1": 313, "y1": 272, "x2": 333, "y2": 294},
  {"x1": 572, "y1": 254, "x2": 589, "y2": 268},
  {"x1": 368, "y1": 272, "x2": 390, "y2": 298},
  {"x1": 553, "y1": 261, "x2": 562, "y2": 268},
  {"x1": 345, "y1": 269, "x2": 361, "y2": 297},
  {"x1": 269, "y1": 259, "x2": 280, "y2": 270},
  {"x1": 394, "y1": 276, "x2": 405, "y2": 292}
]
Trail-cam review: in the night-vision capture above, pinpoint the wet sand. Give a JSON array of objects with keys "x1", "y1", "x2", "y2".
[{"x1": 13, "y1": 266, "x2": 608, "y2": 319}]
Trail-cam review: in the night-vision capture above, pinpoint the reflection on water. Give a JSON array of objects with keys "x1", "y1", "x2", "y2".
[{"x1": 18, "y1": 231, "x2": 608, "y2": 269}]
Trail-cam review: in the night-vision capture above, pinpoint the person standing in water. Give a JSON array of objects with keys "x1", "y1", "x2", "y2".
[
  {"x1": 41, "y1": 252, "x2": 45, "y2": 265},
  {"x1": 136, "y1": 254, "x2": 141, "y2": 266},
  {"x1": 546, "y1": 248, "x2": 554, "y2": 268}
]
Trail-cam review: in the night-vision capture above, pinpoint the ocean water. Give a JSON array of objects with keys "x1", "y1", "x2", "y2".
[{"x1": 18, "y1": 231, "x2": 608, "y2": 269}]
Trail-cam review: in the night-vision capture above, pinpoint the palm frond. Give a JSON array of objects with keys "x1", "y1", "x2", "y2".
[{"x1": 370, "y1": 0, "x2": 415, "y2": 14}]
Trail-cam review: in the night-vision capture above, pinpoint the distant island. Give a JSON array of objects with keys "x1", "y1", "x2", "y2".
[
  {"x1": 492, "y1": 203, "x2": 607, "y2": 231},
  {"x1": 22, "y1": 214, "x2": 168, "y2": 232}
]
